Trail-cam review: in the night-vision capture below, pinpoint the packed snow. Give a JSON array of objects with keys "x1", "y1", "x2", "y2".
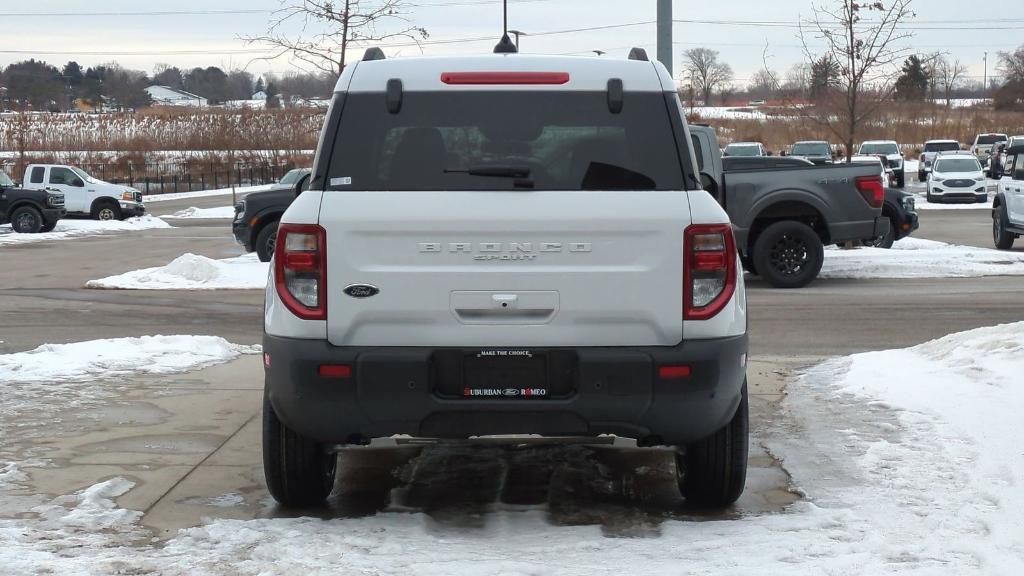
[
  {"x1": 0, "y1": 335, "x2": 259, "y2": 384},
  {"x1": 2, "y1": 324, "x2": 1023, "y2": 573},
  {"x1": 0, "y1": 216, "x2": 171, "y2": 247},
  {"x1": 142, "y1": 184, "x2": 274, "y2": 203},
  {"x1": 162, "y1": 206, "x2": 237, "y2": 219},
  {"x1": 821, "y1": 236, "x2": 1024, "y2": 278},
  {"x1": 86, "y1": 253, "x2": 268, "y2": 290}
]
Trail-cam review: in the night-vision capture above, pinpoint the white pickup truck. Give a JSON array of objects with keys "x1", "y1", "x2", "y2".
[
  {"x1": 261, "y1": 48, "x2": 749, "y2": 510},
  {"x1": 22, "y1": 164, "x2": 145, "y2": 220}
]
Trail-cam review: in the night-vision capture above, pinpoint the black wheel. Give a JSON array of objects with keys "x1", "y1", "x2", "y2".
[
  {"x1": 994, "y1": 205, "x2": 1015, "y2": 250},
  {"x1": 10, "y1": 206, "x2": 43, "y2": 233},
  {"x1": 676, "y1": 382, "x2": 748, "y2": 508},
  {"x1": 864, "y1": 217, "x2": 896, "y2": 249},
  {"x1": 896, "y1": 170, "x2": 905, "y2": 188},
  {"x1": 39, "y1": 221, "x2": 58, "y2": 233},
  {"x1": 926, "y1": 192, "x2": 937, "y2": 204},
  {"x1": 752, "y1": 221, "x2": 824, "y2": 289},
  {"x1": 255, "y1": 221, "x2": 280, "y2": 263},
  {"x1": 91, "y1": 202, "x2": 122, "y2": 221},
  {"x1": 263, "y1": 388, "x2": 337, "y2": 507}
]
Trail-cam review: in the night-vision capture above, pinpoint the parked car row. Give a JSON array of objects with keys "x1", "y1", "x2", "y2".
[{"x1": 1, "y1": 163, "x2": 147, "y2": 232}]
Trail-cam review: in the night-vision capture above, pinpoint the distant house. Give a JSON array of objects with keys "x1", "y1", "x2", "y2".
[
  {"x1": 252, "y1": 90, "x2": 267, "y2": 101},
  {"x1": 145, "y1": 86, "x2": 207, "y2": 107}
]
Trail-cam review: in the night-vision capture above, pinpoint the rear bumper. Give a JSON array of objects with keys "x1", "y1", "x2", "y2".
[
  {"x1": 263, "y1": 333, "x2": 748, "y2": 446},
  {"x1": 831, "y1": 217, "x2": 890, "y2": 244}
]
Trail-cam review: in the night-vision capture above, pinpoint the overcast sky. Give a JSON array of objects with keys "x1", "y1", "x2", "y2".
[{"x1": 1, "y1": 0, "x2": 1020, "y2": 85}]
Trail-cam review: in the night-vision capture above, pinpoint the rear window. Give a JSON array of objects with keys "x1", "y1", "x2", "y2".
[
  {"x1": 723, "y1": 144, "x2": 762, "y2": 157},
  {"x1": 792, "y1": 143, "x2": 830, "y2": 156},
  {"x1": 325, "y1": 91, "x2": 686, "y2": 191},
  {"x1": 977, "y1": 135, "x2": 1007, "y2": 145},
  {"x1": 924, "y1": 142, "x2": 960, "y2": 153},
  {"x1": 860, "y1": 143, "x2": 899, "y2": 155}
]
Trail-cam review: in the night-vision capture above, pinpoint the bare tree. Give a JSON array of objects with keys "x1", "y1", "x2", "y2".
[
  {"x1": 799, "y1": 0, "x2": 915, "y2": 161},
  {"x1": 748, "y1": 70, "x2": 779, "y2": 102},
  {"x1": 998, "y1": 44, "x2": 1024, "y2": 83},
  {"x1": 935, "y1": 57, "x2": 967, "y2": 107},
  {"x1": 243, "y1": 0, "x2": 428, "y2": 76},
  {"x1": 782, "y1": 62, "x2": 812, "y2": 96},
  {"x1": 682, "y1": 48, "x2": 734, "y2": 106}
]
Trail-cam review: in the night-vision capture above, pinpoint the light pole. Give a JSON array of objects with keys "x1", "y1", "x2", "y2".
[
  {"x1": 983, "y1": 52, "x2": 988, "y2": 97},
  {"x1": 508, "y1": 29, "x2": 526, "y2": 50}
]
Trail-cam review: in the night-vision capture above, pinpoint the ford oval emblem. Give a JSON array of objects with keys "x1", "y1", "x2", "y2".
[
  {"x1": 343, "y1": 284, "x2": 380, "y2": 298},
  {"x1": 503, "y1": 388, "x2": 520, "y2": 397}
]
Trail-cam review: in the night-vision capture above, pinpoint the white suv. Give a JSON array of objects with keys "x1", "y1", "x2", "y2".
[
  {"x1": 927, "y1": 153, "x2": 987, "y2": 204},
  {"x1": 261, "y1": 47, "x2": 749, "y2": 509}
]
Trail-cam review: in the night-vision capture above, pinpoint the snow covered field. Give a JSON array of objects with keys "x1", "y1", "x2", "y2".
[
  {"x1": 86, "y1": 253, "x2": 268, "y2": 290},
  {"x1": 822, "y1": 237, "x2": 1024, "y2": 279},
  {"x1": 0, "y1": 216, "x2": 170, "y2": 247},
  {"x1": 162, "y1": 206, "x2": 237, "y2": 219},
  {"x1": 2, "y1": 324, "x2": 1022, "y2": 573}
]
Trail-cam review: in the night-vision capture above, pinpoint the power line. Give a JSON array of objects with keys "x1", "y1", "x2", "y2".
[{"x1": 0, "y1": 0, "x2": 552, "y2": 17}]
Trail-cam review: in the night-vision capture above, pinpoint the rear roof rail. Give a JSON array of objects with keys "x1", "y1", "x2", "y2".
[
  {"x1": 363, "y1": 48, "x2": 386, "y2": 62},
  {"x1": 627, "y1": 47, "x2": 649, "y2": 62}
]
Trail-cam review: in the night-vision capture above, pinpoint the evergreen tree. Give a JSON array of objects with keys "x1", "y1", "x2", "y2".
[{"x1": 894, "y1": 55, "x2": 930, "y2": 101}]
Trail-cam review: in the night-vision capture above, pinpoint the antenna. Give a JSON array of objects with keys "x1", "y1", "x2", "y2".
[{"x1": 493, "y1": 0, "x2": 518, "y2": 53}]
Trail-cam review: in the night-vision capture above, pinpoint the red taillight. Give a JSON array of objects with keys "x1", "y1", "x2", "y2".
[
  {"x1": 274, "y1": 223, "x2": 327, "y2": 321},
  {"x1": 659, "y1": 365, "x2": 692, "y2": 379},
  {"x1": 855, "y1": 175, "x2": 885, "y2": 209},
  {"x1": 318, "y1": 364, "x2": 352, "y2": 379},
  {"x1": 440, "y1": 72, "x2": 570, "y2": 85},
  {"x1": 684, "y1": 224, "x2": 737, "y2": 321}
]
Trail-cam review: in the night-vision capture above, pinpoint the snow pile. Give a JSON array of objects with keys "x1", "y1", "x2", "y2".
[
  {"x1": 87, "y1": 253, "x2": 268, "y2": 290},
  {"x1": 143, "y1": 184, "x2": 274, "y2": 203},
  {"x1": 34, "y1": 477, "x2": 142, "y2": 530},
  {"x1": 0, "y1": 335, "x2": 260, "y2": 384},
  {"x1": 0, "y1": 216, "x2": 171, "y2": 247},
  {"x1": 821, "y1": 236, "x2": 1024, "y2": 278},
  {"x1": 162, "y1": 206, "x2": 236, "y2": 219}
]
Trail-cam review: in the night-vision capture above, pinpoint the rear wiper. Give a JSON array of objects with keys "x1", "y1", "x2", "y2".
[{"x1": 444, "y1": 165, "x2": 532, "y2": 178}]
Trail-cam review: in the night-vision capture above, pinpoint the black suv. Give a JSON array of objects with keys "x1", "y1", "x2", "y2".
[
  {"x1": 232, "y1": 169, "x2": 310, "y2": 261},
  {"x1": 1, "y1": 170, "x2": 66, "y2": 233}
]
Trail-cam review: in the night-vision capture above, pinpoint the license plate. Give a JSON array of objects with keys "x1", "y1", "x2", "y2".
[{"x1": 462, "y1": 350, "x2": 548, "y2": 399}]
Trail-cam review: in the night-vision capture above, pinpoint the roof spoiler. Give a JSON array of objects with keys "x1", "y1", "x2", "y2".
[
  {"x1": 627, "y1": 47, "x2": 649, "y2": 62},
  {"x1": 363, "y1": 48, "x2": 386, "y2": 62}
]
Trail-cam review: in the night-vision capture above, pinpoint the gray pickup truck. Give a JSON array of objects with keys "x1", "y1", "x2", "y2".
[{"x1": 690, "y1": 125, "x2": 889, "y2": 288}]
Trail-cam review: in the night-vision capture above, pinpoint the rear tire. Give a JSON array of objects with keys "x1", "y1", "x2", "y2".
[
  {"x1": 91, "y1": 202, "x2": 122, "y2": 221},
  {"x1": 676, "y1": 382, "x2": 748, "y2": 508},
  {"x1": 896, "y1": 170, "x2": 905, "y2": 188},
  {"x1": 752, "y1": 220, "x2": 824, "y2": 289},
  {"x1": 994, "y1": 205, "x2": 1015, "y2": 250},
  {"x1": 263, "y1": 388, "x2": 337, "y2": 507},
  {"x1": 10, "y1": 206, "x2": 43, "y2": 233},
  {"x1": 255, "y1": 221, "x2": 280, "y2": 263}
]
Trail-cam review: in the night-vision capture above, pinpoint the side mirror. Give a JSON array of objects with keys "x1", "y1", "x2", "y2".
[
  {"x1": 295, "y1": 173, "x2": 311, "y2": 197},
  {"x1": 72, "y1": 178, "x2": 85, "y2": 187}
]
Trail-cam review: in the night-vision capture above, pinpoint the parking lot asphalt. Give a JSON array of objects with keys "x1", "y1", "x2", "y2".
[{"x1": 2, "y1": 205, "x2": 1023, "y2": 534}]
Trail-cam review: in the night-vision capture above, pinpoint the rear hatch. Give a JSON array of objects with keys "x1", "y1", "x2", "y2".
[{"x1": 317, "y1": 82, "x2": 692, "y2": 348}]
